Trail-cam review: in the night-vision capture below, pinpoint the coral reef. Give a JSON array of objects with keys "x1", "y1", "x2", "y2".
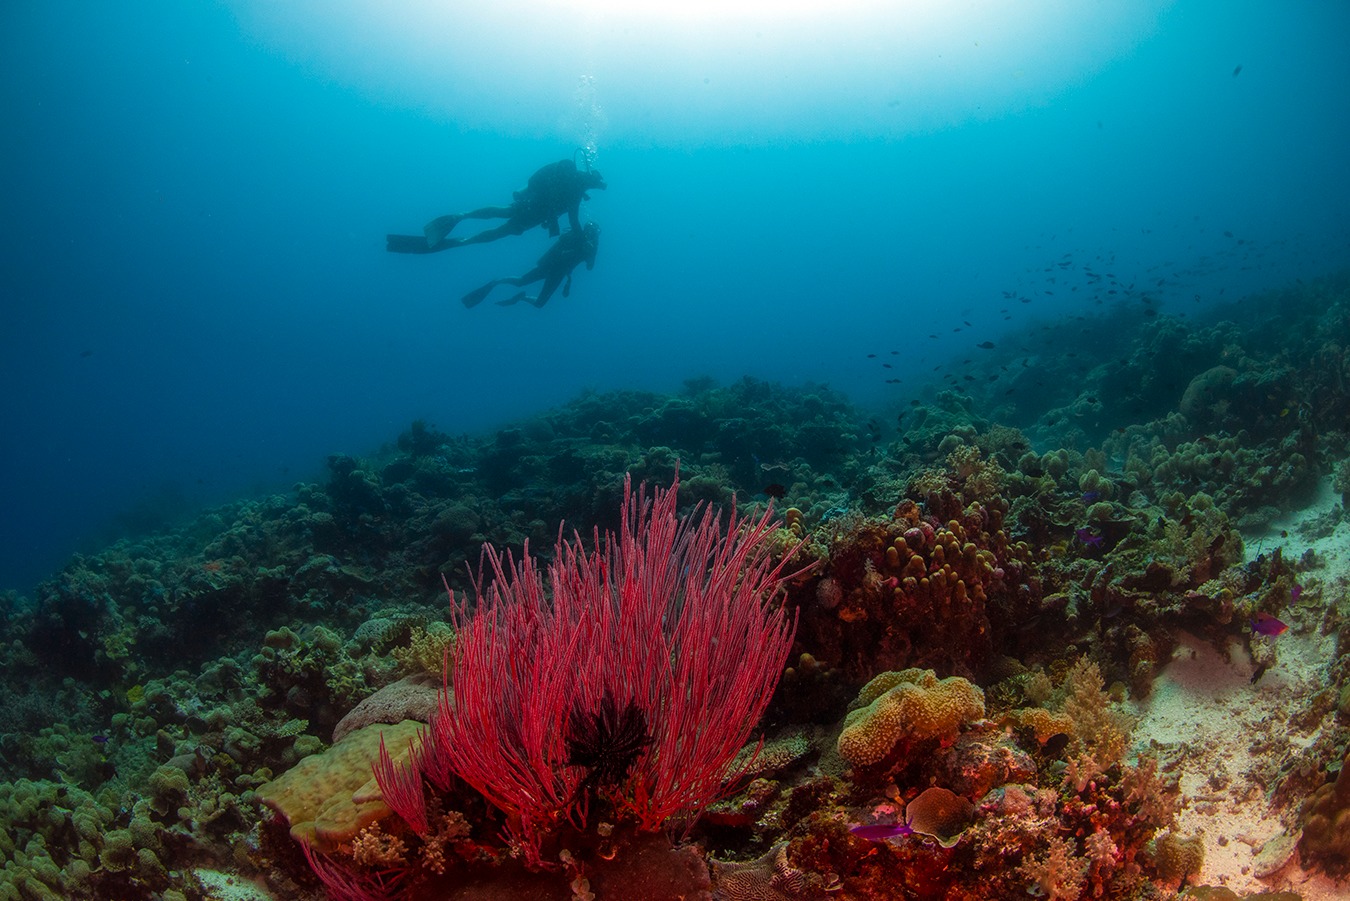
[{"x1": 4, "y1": 273, "x2": 1350, "y2": 898}]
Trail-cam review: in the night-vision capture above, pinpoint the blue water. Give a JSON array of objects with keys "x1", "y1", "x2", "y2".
[{"x1": 3, "y1": 0, "x2": 1348, "y2": 594}]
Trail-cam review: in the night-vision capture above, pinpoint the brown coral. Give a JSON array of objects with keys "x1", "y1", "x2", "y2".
[
  {"x1": 1298, "y1": 749, "x2": 1350, "y2": 875},
  {"x1": 710, "y1": 842, "x2": 823, "y2": 901},
  {"x1": 332, "y1": 674, "x2": 440, "y2": 743},
  {"x1": 791, "y1": 476, "x2": 1038, "y2": 683},
  {"x1": 1151, "y1": 830, "x2": 1205, "y2": 884}
]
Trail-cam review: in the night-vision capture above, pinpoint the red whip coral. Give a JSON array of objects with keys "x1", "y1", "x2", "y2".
[
  {"x1": 426, "y1": 473, "x2": 799, "y2": 860},
  {"x1": 372, "y1": 734, "x2": 427, "y2": 836}
]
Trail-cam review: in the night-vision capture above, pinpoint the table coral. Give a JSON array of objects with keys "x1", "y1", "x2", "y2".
[{"x1": 836, "y1": 669, "x2": 985, "y2": 767}]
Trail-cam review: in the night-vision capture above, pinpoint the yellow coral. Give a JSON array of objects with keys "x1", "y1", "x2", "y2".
[
  {"x1": 1061, "y1": 659, "x2": 1132, "y2": 765},
  {"x1": 1015, "y1": 707, "x2": 1076, "y2": 744},
  {"x1": 1151, "y1": 831, "x2": 1204, "y2": 883},
  {"x1": 255, "y1": 719, "x2": 422, "y2": 852},
  {"x1": 837, "y1": 669, "x2": 985, "y2": 767},
  {"x1": 391, "y1": 623, "x2": 456, "y2": 677}
]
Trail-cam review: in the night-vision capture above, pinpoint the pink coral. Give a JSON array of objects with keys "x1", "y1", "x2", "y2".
[
  {"x1": 372, "y1": 733, "x2": 427, "y2": 836},
  {"x1": 425, "y1": 473, "x2": 799, "y2": 860}
]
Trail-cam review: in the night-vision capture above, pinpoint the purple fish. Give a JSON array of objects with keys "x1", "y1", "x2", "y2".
[
  {"x1": 1290, "y1": 584, "x2": 1302, "y2": 602},
  {"x1": 1075, "y1": 528, "x2": 1104, "y2": 548},
  {"x1": 1250, "y1": 612, "x2": 1287, "y2": 637},
  {"x1": 1080, "y1": 490, "x2": 1101, "y2": 503},
  {"x1": 850, "y1": 821, "x2": 915, "y2": 841}
]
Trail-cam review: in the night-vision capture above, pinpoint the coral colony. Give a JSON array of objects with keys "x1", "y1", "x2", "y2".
[{"x1": 3, "y1": 276, "x2": 1350, "y2": 900}]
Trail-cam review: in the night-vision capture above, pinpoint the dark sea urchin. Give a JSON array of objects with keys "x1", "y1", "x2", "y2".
[{"x1": 566, "y1": 691, "x2": 655, "y2": 801}]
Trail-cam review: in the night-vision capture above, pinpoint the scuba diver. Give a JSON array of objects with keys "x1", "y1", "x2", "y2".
[
  {"x1": 461, "y1": 222, "x2": 599, "y2": 309},
  {"x1": 387, "y1": 158, "x2": 606, "y2": 253}
]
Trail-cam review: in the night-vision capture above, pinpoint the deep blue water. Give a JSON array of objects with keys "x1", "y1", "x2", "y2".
[{"x1": 3, "y1": 0, "x2": 1349, "y2": 594}]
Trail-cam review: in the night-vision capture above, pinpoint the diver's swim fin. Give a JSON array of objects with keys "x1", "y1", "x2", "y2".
[
  {"x1": 387, "y1": 233, "x2": 439, "y2": 254},
  {"x1": 462, "y1": 282, "x2": 498, "y2": 308},
  {"x1": 424, "y1": 215, "x2": 461, "y2": 246}
]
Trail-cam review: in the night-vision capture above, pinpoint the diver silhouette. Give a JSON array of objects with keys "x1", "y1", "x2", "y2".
[
  {"x1": 460, "y1": 222, "x2": 600, "y2": 309},
  {"x1": 387, "y1": 159, "x2": 606, "y2": 254}
]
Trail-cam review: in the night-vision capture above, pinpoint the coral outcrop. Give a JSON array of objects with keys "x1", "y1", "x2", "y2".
[
  {"x1": 1299, "y1": 749, "x2": 1350, "y2": 876},
  {"x1": 837, "y1": 669, "x2": 985, "y2": 768},
  {"x1": 255, "y1": 719, "x2": 423, "y2": 851}
]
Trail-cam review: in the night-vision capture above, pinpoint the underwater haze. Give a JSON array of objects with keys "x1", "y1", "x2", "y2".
[{"x1": 2, "y1": 0, "x2": 1349, "y2": 594}]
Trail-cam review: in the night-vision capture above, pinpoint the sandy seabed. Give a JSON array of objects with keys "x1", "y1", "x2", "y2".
[{"x1": 1131, "y1": 478, "x2": 1349, "y2": 900}]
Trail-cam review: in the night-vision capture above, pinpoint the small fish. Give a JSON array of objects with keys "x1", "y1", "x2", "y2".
[
  {"x1": 1080, "y1": 490, "x2": 1101, "y2": 503},
  {"x1": 1250, "y1": 612, "x2": 1287, "y2": 637},
  {"x1": 92, "y1": 735, "x2": 109, "y2": 745},
  {"x1": 976, "y1": 341, "x2": 995, "y2": 349},
  {"x1": 1232, "y1": 64, "x2": 1242, "y2": 77},
  {"x1": 1291, "y1": 584, "x2": 1303, "y2": 602},
  {"x1": 1075, "y1": 528, "x2": 1104, "y2": 548},
  {"x1": 762, "y1": 483, "x2": 787, "y2": 499},
  {"x1": 850, "y1": 821, "x2": 915, "y2": 841}
]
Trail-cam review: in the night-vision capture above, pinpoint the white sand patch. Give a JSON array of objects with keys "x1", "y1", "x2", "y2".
[
  {"x1": 1127, "y1": 475, "x2": 1348, "y2": 899},
  {"x1": 191, "y1": 868, "x2": 277, "y2": 901}
]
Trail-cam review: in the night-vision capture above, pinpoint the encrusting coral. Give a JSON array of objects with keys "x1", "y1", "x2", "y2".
[
  {"x1": 254, "y1": 719, "x2": 423, "y2": 851},
  {"x1": 332, "y1": 673, "x2": 440, "y2": 743},
  {"x1": 836, "y1": 668, "x2": 985, "y2": 768}
]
